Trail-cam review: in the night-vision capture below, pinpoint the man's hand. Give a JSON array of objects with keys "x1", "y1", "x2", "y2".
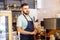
[
  {"x1": 31, "y1": 29, "x2": 37, "y2": 35},
  {"x1": 17, "y1": 27, "x2": 37, "y2": 35}
]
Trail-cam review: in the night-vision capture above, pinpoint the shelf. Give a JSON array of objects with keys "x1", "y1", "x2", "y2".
[
  {"x1": 6, "y1": 9, "x2": 21, "y2": 12},
  {"x1": 12, "y1": 9, "x2": 21, "y2": 12}
]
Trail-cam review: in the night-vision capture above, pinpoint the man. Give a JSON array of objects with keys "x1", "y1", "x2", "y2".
[{"x1": 17, "y1": 3, "x2": 37, "y2": 40}]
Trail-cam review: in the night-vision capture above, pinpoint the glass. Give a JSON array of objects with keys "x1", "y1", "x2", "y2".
[{"x1": 0, "y1": 16, "x2": 8, "y2": 40}]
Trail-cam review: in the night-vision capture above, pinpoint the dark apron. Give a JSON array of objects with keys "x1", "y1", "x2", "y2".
[{"x1": 20, "y1": 14, "x2": 34, "y2": 40}]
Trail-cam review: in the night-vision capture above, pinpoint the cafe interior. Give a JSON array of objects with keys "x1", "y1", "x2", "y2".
[{"x1": 0, "y1": 0, "x2": 60, "y2": 40}]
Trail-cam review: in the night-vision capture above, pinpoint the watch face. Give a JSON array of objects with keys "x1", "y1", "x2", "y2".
[{"x1": 0, "y1": 16, "x2": 8, "y2": 40}]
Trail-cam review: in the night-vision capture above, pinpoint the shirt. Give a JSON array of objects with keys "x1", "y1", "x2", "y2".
[{"x1": 16, "y1": 14, "x2": 34, "y2": 30}]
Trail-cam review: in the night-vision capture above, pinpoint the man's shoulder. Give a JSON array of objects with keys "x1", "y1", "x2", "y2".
[
  {"x1": 18, "y1": 14, "x2": 23, "y2": 18},
  {"x1": 17, "y1": 14, "x2": 24, "y2": 20}
]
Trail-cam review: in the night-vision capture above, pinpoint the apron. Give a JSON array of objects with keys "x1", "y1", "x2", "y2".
[{"x1": 20, "y1": 14, "x2": 34, "y2": 40}]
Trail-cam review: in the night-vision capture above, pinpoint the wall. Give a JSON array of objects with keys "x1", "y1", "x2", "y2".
[
  {"x1": 37, "y1": 0, "x2": 60, "y2": 21},
  {"x1": 6, "y1": 0, "x2": 20, "y2": 6},
  {"x1": 6, "y1": 0, "x2": 35, "y2": 8}
]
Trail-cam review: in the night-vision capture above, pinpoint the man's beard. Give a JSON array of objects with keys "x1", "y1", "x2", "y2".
[{"x1": 23, "y1": 11, "x2": 29, "y2": 15}]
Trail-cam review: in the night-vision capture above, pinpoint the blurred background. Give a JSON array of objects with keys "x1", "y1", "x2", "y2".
[{"x1": 0, "y1": 0, "x2": 60, "y2": 40}]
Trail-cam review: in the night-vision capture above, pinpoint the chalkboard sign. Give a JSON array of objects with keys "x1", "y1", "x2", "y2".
[
  {"x1": 0, "y1": 0, "x2": 4, "y2": 2},
  {"x1": 0, "y1": 0, "x2": 4, "y2": 9}
]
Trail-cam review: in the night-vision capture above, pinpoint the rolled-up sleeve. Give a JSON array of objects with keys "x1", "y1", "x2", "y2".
[{"x1": 16, "y1": 17, "x2": 22, "y2": 27}]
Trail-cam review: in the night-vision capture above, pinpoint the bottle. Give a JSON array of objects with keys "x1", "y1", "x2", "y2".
[
  {"x1": 18, "y1": 32, "x2": 20, "y2": 40},
  {"x1": 50, "y1": 34, "x2": 55, "y2": 40}
]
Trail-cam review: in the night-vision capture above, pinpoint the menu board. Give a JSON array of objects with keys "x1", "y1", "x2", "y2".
[
  {"x1": 0, "y1": 0, "x2": 4, "y2": 9},
  {"x1": 0, "y1": 16, "x2": 8, "y2": 40},
  {"x1": 0, "y1": 0, "x2": 4, "y2": 2}
]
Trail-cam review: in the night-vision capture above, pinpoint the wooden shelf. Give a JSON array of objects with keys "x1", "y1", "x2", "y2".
[{"x1": 6, "y1": 9, "x2": 21, "y2": 12}]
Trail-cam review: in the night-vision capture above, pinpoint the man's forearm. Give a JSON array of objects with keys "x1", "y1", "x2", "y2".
[
  {"x1": 17, "y1": 27, "x2": 34, "y2": 35},
  {"x1": 19, "y1": 29, "x2": 33, "y2": 35}
]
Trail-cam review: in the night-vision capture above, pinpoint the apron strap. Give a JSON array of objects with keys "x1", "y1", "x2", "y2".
[{"x1": 23, "y1": 14, "x2": 33, "y2": 21}]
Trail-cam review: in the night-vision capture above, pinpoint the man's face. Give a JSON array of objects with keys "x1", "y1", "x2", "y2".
[{"x1": 22, "y1": 5, "x2": 30, "y2": 15}]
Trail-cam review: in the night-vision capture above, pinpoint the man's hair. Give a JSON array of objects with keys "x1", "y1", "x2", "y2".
[{"x1": 21, "y1": 3, "x2": 29, "y2": 8}]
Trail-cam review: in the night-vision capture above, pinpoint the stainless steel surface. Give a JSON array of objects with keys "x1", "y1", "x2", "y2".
[{"x1": 44, "y1": 18, "x2": 60, "y2": 29}]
